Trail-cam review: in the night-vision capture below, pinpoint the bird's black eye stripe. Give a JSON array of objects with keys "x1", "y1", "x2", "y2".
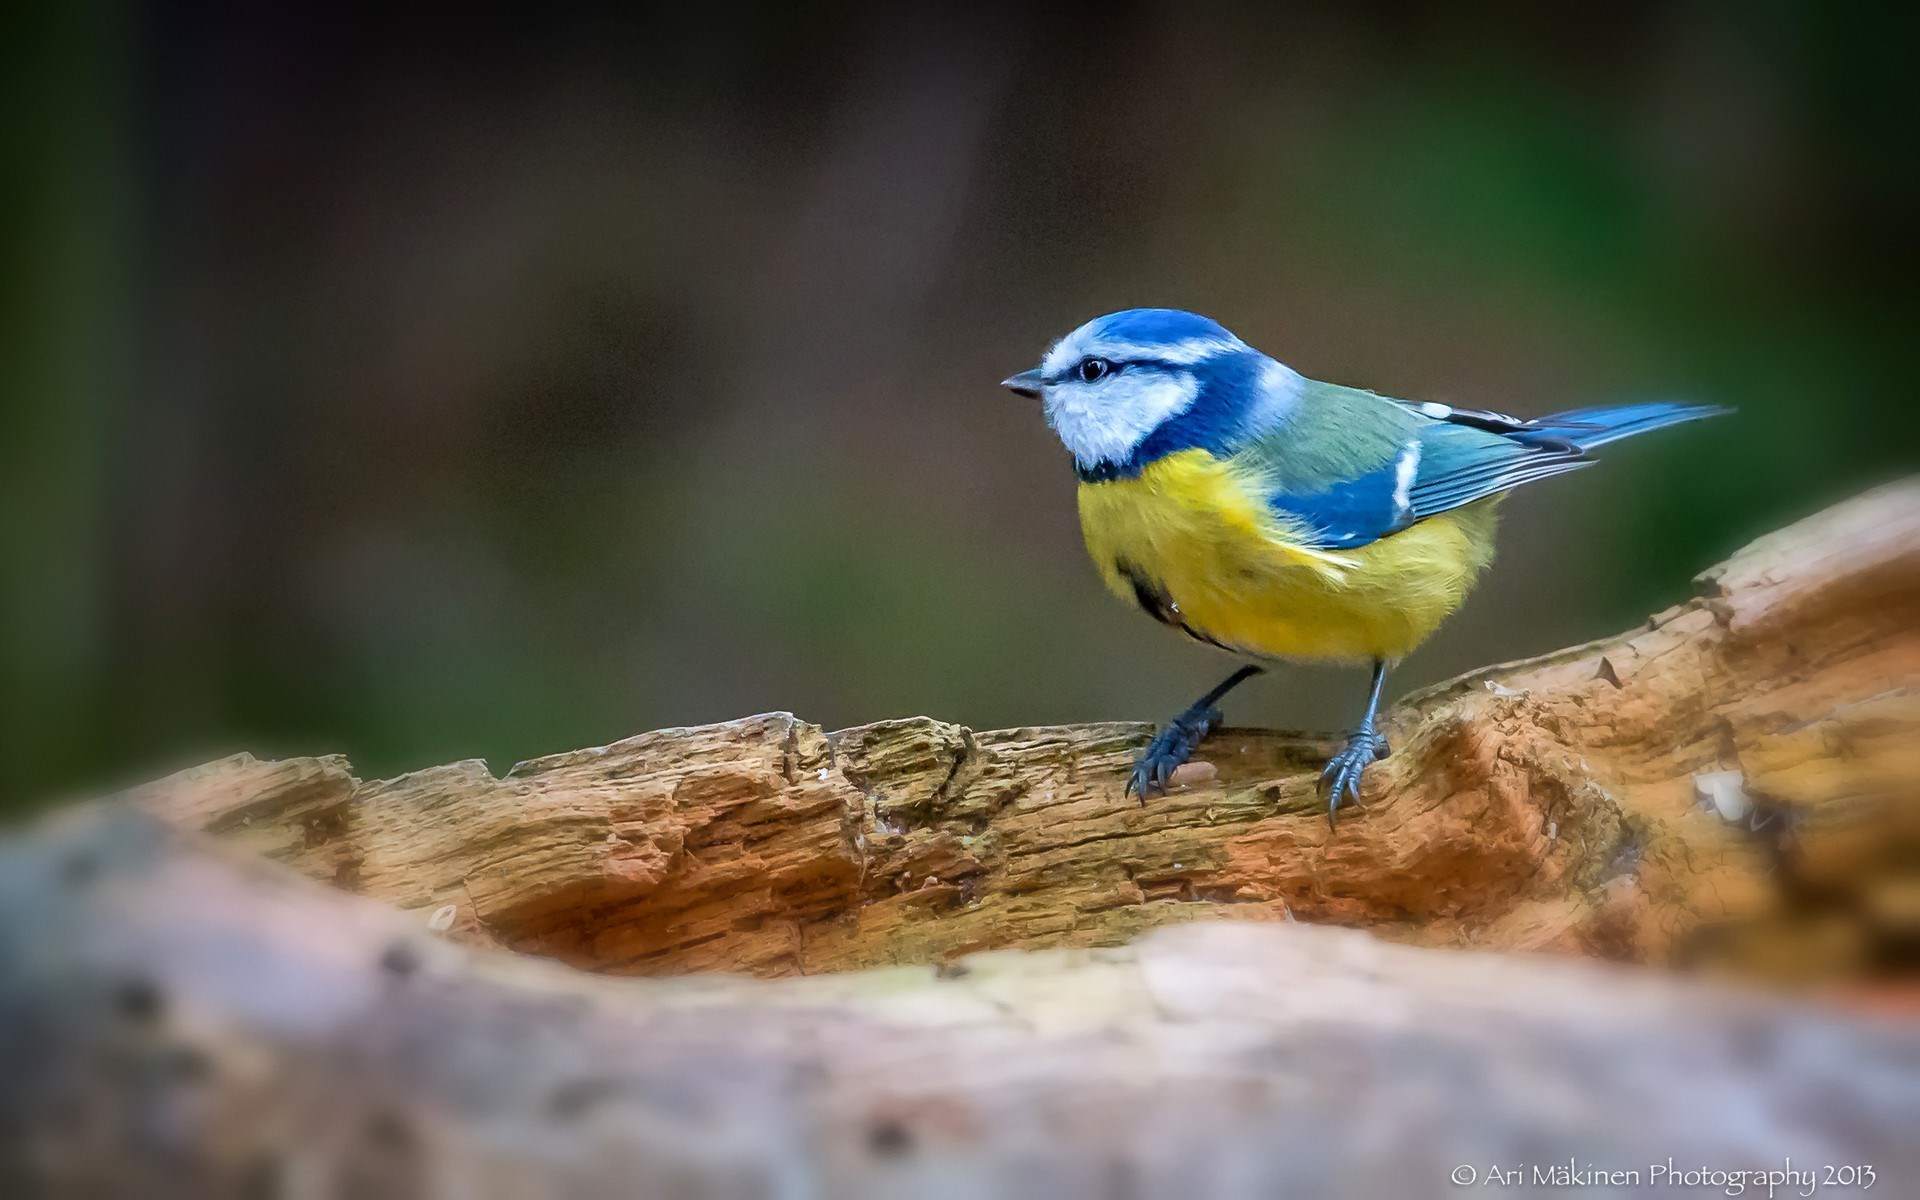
[{"x1": 1077, "y1": 357, "x2": 1114, "y2": 383}]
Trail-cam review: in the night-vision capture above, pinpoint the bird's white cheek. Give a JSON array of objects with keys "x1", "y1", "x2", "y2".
[{"x1": 1044, "y1": 375, "x2": 1200, "y2": 470}]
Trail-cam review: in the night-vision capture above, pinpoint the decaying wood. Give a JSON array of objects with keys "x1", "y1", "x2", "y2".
[
  {"x1": 137, "y1": 481, "x2": 1919, "y2": 982},
  {"x1": 4, "y1": 807, "x2": 1917, "y2": 1198}
]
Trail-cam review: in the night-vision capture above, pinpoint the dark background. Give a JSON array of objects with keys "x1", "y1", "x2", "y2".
[{"x1": 6, "y1": 3, "x2": 1915, "y2": 808}]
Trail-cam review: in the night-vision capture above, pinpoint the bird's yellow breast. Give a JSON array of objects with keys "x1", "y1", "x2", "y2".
[{"x1": 1076, "y1": 449, "x2": 1500, "y2": 663}]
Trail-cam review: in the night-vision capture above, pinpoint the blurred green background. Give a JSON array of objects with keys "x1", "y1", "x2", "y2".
[{"x1": 4, "y1": 3, "x2": 1915, "y2": 808}]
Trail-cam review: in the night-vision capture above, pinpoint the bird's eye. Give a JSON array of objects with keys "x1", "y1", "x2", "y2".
[{"x1": 1077, "y1": 357, "x2": 1113, "y2": 383}]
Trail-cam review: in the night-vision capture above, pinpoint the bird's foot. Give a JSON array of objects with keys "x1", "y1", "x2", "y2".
[
  {"x1": 1127, "y1": 704, "x2": 1222, "y2": 801},
  {"x1": 1318, "y1": 728, "x2": 1391, "y2": 825}
]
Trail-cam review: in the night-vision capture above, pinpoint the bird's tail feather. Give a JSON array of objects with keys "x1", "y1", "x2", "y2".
[{"x1": 1520, "y1": 402, "x2": 1730, "y2": 452}]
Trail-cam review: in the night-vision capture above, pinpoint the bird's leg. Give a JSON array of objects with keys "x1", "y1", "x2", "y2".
[
  {"x1": 1319, "y1": 659, "x2": 1392, "y2": 825},
  {"x1": 1128, "y1": 664, "x2": 1264, "y2": 801}
]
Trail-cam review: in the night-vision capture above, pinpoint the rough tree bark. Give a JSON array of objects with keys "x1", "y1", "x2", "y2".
[
  {"x1": 3, "y1": 807, "x2": 1917, "y2": 1198},
  {"x1": 138, "y1": 481, "x2": 1918, "y2": 985},
  {"x1": 2, "y1": 482, "x2": 1916, "y2": 1197}
]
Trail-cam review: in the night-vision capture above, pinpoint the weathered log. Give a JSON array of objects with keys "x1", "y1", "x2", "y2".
[
  {"x1": 135, "y1": 481, "x2": 1919, "y2": 984},
  {"x1": 3, "y1": 807, "x2": 1916, "y2": 1198}
]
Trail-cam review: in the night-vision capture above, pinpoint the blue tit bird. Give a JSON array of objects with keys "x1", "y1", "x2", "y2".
[{"x1": 1001, "y1": 308, "x2": 1725, "y2": 820}]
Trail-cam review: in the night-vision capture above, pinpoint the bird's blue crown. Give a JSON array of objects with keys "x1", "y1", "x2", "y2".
[
  {"x1": 1080, "y1": 308, "x2": 1237, "y2": 348},
  {"x1": 1032, "y1": 308, "x2": 1299, "y2": 480}
]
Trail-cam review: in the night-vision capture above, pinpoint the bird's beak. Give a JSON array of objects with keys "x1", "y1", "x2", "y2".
[{"x1": 1001, "y1": 368, "x2": 1045, "y2": 398}]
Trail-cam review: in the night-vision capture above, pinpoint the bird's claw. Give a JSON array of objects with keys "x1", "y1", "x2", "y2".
[
  {"x1": 1127, "y1": 705, "x2": 1221, "y2": 801},
  {"x1": 1318, "y1": 729, "x2": 1390, "y2": 826}
]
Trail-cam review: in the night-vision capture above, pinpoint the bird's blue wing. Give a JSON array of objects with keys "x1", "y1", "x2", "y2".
[
  {"x1": 1256, "y1": 390, "x2": 1722, "y2": 551},
  {"x1": 1406, "y1": 401, "x2": 1726, "y2": 518},
  {"x1": 1402, "y1": 421, "x2": 1592, "y2": 521},
  {"x1": 1261, "y1": 421, "x2": 1588, "y2": 549},
  {"x1": 1264, "y1": 453, "x2": 1419, "y2": 550}
]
